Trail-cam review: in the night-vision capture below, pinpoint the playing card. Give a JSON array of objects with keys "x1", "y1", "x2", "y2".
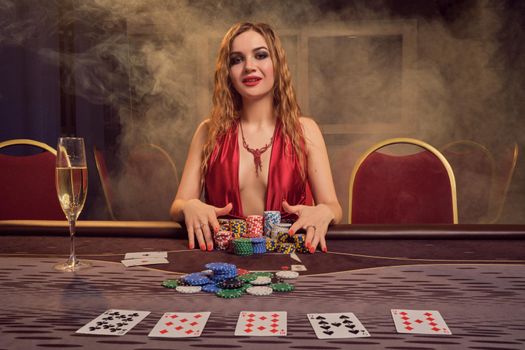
[
  {"x1": 148, "y1": 312, "x2": 211, "y2": 338},
  {"x1": 307, "y1": 313, "x2": 370, "y2": 339},
  {"x1": 121, "y1": 257, "x2": 169, "y2": 267},
  {"x1": 124, "y1": 251, "x2": 167, "y2": 259},
  {"x1": 76, "y1": 309, "x2": 150, "y2": 336},
  {"x1": 290, "y1": 252, "x2": 302, "y2": 263},
  {"x1": 291, "y1": 264, "x2": 307, "y2": 271},
  {"x1": 235, "y1": 311, "x2": 287, "y2": 336},
  {"x1": 391, "y1": 309, "x2": 452, "y2": 335}
]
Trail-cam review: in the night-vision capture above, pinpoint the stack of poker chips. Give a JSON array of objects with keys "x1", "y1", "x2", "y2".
[
  {"x1": 245, "y1": 215, "x2": 263, "y2": 238},
  {"x1": 266, "y1": 222, "x2": 308, "y2": 254},
  {"x1": 263, "y1": 211, "x2": 281, "y2": 236},
  {"x1": 162, "y1": 262, "x2": 297, "y2": 298},
  {"x1": 214, "y1": 230, "x2": 232, "y2": 250},
  {"x1": 230, "y1": 219, "x2": 246, "y2": 239},
  {"x1": 214, "y1": 214, "x2": 307, "y2": 255}
]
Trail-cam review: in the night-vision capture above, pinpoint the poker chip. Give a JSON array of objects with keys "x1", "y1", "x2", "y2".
[
  {"x1": 182, "y1": 272, "x2": 212, "y2": 286},
  {"x1": 276, "y1": 270, "x2": 299, "y2": 279},
  {"x1": 218, "y1": 218, "x2": 230, "y2": 231},
  {"x1": 202, "y1": 283, "x2": 222, "y2": 293},
  {"x1": 218, "y1": 277, "x2": 244, "y2": 290},
  {"x1": 233, "y1": 238, "x2": 253, "y2": 256},
  {"x1": 251, "y1": 237, "x2": 267, "y2": 254},
  {"x1": 216, "y1": 288, "x2": 243, "y2": 298},
  {"x1": 250, "y1": 276, "x2": 272, "y2": 285},
  {"x1": 245, "y1": 215, "x2": 263, "y2": 238},
  {"x1": 271, "y1": 222, "x2": 291, "y2": 240},
  {"x1": 161, "y1": 279, "x2": 180, "y2": 288},
  {"x1": 238, "y1": 273, "x2": 258, "y2": 283},
  {"x1": 205, "y1": 262, "x2": 237, "y2": 274},
  {"x1": 237, "y1": 268, "x2": 250, "y2": 275},
  {"x1": 263, "y1": 211, "x2": 281, "y2": 236},
  {"x1": 246, "y1": 286, "x2": 273, "y2": 296},
  {"x1": 214, "y1": 230, "x2": 233, "y2": 250},
  {"x1": 239, "y1": 283, "x2": 253, "y2": 293},
  {"x1": 251, "y1": 271, "x2": 273, "y2": 278},
  {"x1": 271, "y1": 282, "x2": 295, "y2": 292},
  {"x1": 230, "y1": 219, "x2": 247, "y2": 239},
  {"x1": 176, "y1": 285, "x2": 202, "y2": 293}
]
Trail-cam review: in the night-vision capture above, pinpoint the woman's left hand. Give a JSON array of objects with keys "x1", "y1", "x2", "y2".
[{"x1": 282, "y1": 200, "x2": 335, "y2": 253}]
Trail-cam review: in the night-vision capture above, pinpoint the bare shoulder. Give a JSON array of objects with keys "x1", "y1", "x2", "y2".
[
  {"x1": 299, "y1": 116, "x2": 323, "y2": 143},
  {"x1": 192, "y1": 118, "x2": 211, "y2": 144}
]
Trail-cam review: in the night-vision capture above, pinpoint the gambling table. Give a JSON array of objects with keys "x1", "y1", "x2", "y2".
[{"x1": 1, "y1": 220, "x2": 524, "y2": 350}]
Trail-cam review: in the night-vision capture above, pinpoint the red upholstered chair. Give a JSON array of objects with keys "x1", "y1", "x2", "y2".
[
  {"x1": 94, "y1": 143, "x2": 179, "y2": 220},
  {"x1": 94, "y1": 146, "x2": 116, "y2": 220},
  {"x1": 349, "y1": 138, "x2": 458, "y2": 224},
  {"x1": 0, "y1": 139, "x2": 64, "y2": 220},
  {"x1": 441, "y1": 140, "x2": 495, "y2": 223}
]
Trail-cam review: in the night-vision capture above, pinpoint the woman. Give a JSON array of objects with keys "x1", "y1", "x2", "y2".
[{"x1": 170, "y1": 22, "x2": 342, "y2": 253}]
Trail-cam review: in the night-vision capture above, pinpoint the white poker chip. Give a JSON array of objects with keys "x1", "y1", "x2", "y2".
[
  {"x1": 276, "y1": 270, "x2": 299, "y2": 279},
  {"x1": 246, "y1": 286, "x2": 273, "y2": 296},
  {"x1": 250, "y1": 276, "x2": 272, "y2": 285},
  {"x1": 175, "y1": 286, "x2": 202, "y2": 293}
]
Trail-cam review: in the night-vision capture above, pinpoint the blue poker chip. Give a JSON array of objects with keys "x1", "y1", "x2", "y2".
[
  {"x1": 205, "y1": 262, "x2": 237, "y2": 272},
  {"x1": 182, "y1": 273, "x2": 211, "y2": 286},
  {"x1": 202, "y1": 283, "x2": 222, "y2": 293}
]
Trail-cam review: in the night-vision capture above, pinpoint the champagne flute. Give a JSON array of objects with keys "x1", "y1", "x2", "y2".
[{"x1": 54, "y1": 137, "x2": 90, "y2": 272}]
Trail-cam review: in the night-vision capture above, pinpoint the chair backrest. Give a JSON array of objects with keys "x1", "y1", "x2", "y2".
[
  {"x1": 0, "y1": 139, "x2": 64, "y2": 220},
  {"x1": 349, "y1": 138, "x2": 458, "y2": 224},
  {"x1": 96, "y1": 143, "x2": 179, "y2": 220},
  {"x1": 489, "y1": 142, "x2": 519, "y2": 224},
  {"x1": 441, "y1": 140, "x2": 495, "y2": 223},
  {"x1": 94, "y1": 146, "x2": 116, "y2": 220}
]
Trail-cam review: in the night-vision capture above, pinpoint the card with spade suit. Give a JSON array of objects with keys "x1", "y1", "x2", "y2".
[{"x1": 307, "y1": 312, "x2": 370, "y2": 339}]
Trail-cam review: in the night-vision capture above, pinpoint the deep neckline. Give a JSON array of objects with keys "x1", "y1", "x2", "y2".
[{"x1": 235, "y1": 120, "x2": 279, "y2": 218}]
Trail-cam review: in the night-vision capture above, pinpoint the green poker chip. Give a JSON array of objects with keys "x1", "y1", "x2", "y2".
[
  {"x1": 238, "y1": 273, "x2": 258, "y2": 283},
  {"x1": 161, "y1": 279, "x2": 181, "y2": 289},
  {"x1": 240, "y1": 283, "x2": 253, "y2": 293},
  {"x1": 251, "y1": 271, "x2": 273, "y2": 278},
  {"x1": 271, "y1": 282, "x2": 295, "y2": 292},
  {"x1": 216, "y1": 288, "x2": 244, "y2": 298}
]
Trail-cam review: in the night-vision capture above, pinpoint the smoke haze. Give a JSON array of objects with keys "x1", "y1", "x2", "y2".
[{"x1": 1, "y1": 0, "x2": 523, "y2": 222}]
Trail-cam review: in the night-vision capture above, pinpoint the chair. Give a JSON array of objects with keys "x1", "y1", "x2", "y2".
[
  {"x1": 441, "y1": 141, "x2": 519, "y2": 223},
  {"x1": 94, "y1": 143, "x2": 179, "y2": 220},
  {"x1": 441, "y1": 140, "x2": 495, "y2": 223},
  {"x1": 0, "y1": 139, "x2": 64, "y2": 220},
  {"x1": 349, "y1": 138, "x2": 458, "y2": 224}
]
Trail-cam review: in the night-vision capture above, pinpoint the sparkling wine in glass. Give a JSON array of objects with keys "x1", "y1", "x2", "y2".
[{"x1": 54, "y1": 137, "x2": 90, "y2": 272}]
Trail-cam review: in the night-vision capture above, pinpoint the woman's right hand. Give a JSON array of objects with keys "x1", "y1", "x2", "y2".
[{"x1": 183, "y1": 199, "x2": 233, "y2": 251}]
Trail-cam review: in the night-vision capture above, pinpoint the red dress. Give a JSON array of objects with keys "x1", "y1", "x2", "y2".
[{"x1": 205, "y1": 120, "x2": 313, "y2": 219}]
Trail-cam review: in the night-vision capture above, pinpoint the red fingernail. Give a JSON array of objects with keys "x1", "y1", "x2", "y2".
[
  {"x1": 306, "y1": 242, "x2": 310, "y2": 249},
  {"x1": 309, "y1": 246, "x2": 315, "y2": 254},
  {"x1": 189, "y1": 243, "x2": 194, "y2": 249},
  {"x1": 288, "y1": 229, "x2": 294, "y2": 235},
  {"x1": 214, "y1": 226, "x2": 219, "y2": 233},
  {"x1": 200, "y1": 244, "x2": 206, "y2": 251},
  {"x1": 322, "y1": 247, "x2": 328, "y2": 253},
  {"x1": 207, "y1": 243, "x2": 213, "y2": 251}
]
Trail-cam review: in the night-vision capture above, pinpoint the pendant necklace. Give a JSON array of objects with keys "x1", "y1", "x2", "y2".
[{"x1": 239, "y1": 121, "x2": 274, "y2": 177}]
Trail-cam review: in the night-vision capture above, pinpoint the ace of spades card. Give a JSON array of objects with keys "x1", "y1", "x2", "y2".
[
  {"x1": 235, "y1": 311, "x2": 287, "y2": 336},
  {"x1": 307, "y1": 313, "x2": 370, "y2": 339},
  {"x1": 148, "y1": 312, "x2": 211, "y2": 338},
  {"x1": 391, "y1": 309, "x2": 452, "y2": 335},
  {"x1": 76, "y1": 309, "x2": 150, "y2": 336}
]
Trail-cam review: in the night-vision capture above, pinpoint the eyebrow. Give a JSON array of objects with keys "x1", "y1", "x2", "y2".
[{"x1": 230, "y1": 46, "x2": 269, "y2": 55}]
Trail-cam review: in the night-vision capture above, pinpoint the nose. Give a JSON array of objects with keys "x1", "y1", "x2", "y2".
[{"x1": 243, "y1": 56, "x2": 256, "y2": 73}]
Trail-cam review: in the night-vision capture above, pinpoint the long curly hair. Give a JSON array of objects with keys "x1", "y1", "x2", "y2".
[{"x1": 201, "y1": 22, "x2": 306, "y2": 179}]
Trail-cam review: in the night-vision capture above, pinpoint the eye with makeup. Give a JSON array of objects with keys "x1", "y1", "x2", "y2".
[{"x1": 229, "y1": 54, "x2": 243, "y2": 66}]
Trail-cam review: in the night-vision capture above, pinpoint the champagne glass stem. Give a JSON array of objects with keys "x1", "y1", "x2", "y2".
[{"x1": 66, "y1": 217, "x2": 77, "y2": 268}]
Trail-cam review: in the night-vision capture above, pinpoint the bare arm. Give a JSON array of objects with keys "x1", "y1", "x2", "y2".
[
  {"x1": 170, "y1": 120, "x2": 232, "y2": 250},
  {"x1": 283, "y1": 117, "x2": 342, "y2": 253}
]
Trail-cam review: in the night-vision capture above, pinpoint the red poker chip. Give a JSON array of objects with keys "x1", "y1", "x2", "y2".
[
  {"x1": 237, "y1": 268, "x2": 250, "y2": 275},
  {"x1": 280, "y1": 265, "x2": 290, "y2": 270}
]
